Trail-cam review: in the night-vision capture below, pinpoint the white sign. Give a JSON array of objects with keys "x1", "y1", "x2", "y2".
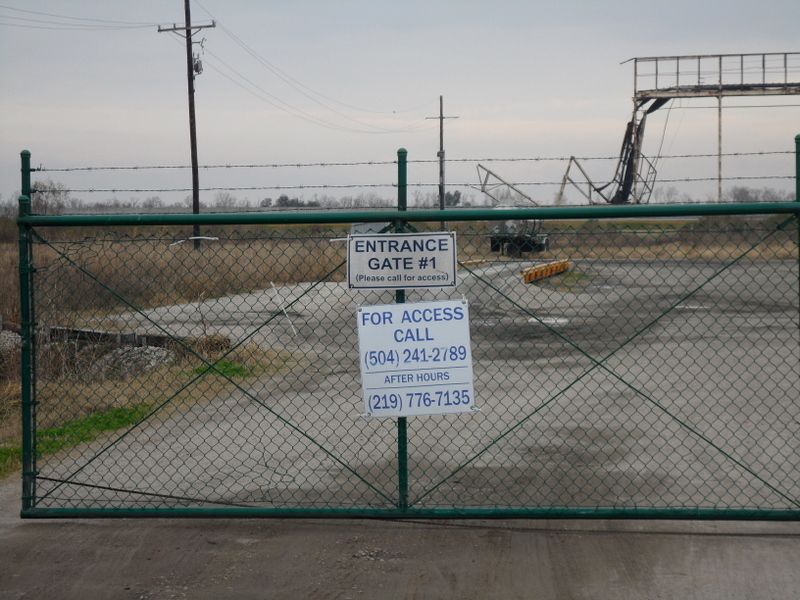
[
  {"x1": 357, "y1": 299, "x2": 476, "y2": 418},
  {"x1": 347, "y1": 232, "x2": 457, "y2": 289}
]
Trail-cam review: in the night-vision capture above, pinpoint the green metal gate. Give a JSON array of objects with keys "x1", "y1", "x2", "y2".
[{"x1": 16, "y1": 158, "x2": 800, "y2": 519}]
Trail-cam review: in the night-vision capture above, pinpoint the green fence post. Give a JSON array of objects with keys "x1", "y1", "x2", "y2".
[
  {"x1": 796, "y1": 135, "x2": 800, "y2": 359},
  {"x1": 396, "y1": 148, "x2": 408, "y2": 510},
  {"x1": 18, "y1": 150, "x2": 35, "y2": 513},
  {"x1": 20, "y1": 149, "x2": 31, "y2": 201},
  {"x1": 18, "y1": 190, "x2": 35, "y2": 513},
  {"x1": 796, "y1": 135, "x2": 800, "y2": 202}
]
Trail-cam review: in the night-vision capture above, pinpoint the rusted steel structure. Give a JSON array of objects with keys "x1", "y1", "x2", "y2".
[
  {"x1": 631, "y1": 53, "x2": 800, "y2": 100},
  {"x1": 557, "y1": 52, "x2": 800, "y2": 205}
]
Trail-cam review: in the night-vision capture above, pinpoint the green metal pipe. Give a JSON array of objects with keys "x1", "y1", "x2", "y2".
[
  {"x1": 20, "y1": 506, "x2": 800, "y2": 521},
  {"x1": 17, "y1": 194, "x2": 35, "y2": 512},
  {"x1": 17, "y1": 202, "x2": 800, "y2": 228},
  {"x1": 395, "y1": 148, "x2": 408, "y2": 510},
  {"x1": 796, "y1": 135, "x2": 800, "y2": 369},
  {"x1": 20, "y1": 150, "x2": 31, "y2": 201},
  {"x1": 396, "y1": 419, "x2": 408, "y2": 510},
  {"x1": 397, "y1": 148, "x2": 407, "y2": 213},
  {"x1": 796, "y1": 134, "x2": 800, "y2": 204}
]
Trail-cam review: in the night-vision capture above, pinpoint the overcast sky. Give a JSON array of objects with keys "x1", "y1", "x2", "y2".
[{"x1": 1, "y1": 0, "x2": 799, "y2": 207}]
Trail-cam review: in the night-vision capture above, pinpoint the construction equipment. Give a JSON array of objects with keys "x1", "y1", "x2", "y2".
[{"x1": 476, "y1": 164, "x2": 549, "y2": 255}]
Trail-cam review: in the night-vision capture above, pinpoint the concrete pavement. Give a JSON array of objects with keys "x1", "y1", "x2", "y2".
[{"x1": 2, "y1": 475, "x2": 799, "y2": 600}]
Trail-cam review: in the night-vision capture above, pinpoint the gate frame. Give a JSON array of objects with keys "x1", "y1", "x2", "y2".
[{"x1": 16, "y1": 145, "x2": 800, "y2": 519}]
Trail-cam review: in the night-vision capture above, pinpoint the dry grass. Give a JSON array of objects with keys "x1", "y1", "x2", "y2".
[
  {"x1": 1, "y1": 228, "x2": 346, "y2": 476},
  {"x1": 0, "y1": 243, "x2": 19, "y2": 327},
  {"x1": 33, "y1": 340, "x2": 295, "y2": 430},
  {"x1": 0, "y1": 350, "x2": 21, "y2": 446},
  {"x1": 0, "y1": 337, "x2": 296, "y2": 477},
  {"x1": 0, "y1": 332, "x2": 21, "y2": 475},
  {"x1": 33, "y1": 234, "x2": 347, "y2": 324},
  {"x1": 542, "y1": 218, "x2": 798, "y2": 262},
  {"x1": 550, "y1": 240, "x2": 797, "y2": 261}
]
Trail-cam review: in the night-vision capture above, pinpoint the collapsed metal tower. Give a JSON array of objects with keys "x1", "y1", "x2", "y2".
[{"x1": 555, "y1": 52, "x2": 800, "y2": 205}]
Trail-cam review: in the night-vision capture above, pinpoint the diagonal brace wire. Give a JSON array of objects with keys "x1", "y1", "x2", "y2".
[{"x1": 411, "y1": 216, "x2": 799, "y2": 508}]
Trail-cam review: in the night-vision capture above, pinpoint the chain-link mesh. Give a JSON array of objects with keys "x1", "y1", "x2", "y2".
[{"x1": 22, "y1": 212, "x2": 800, "y2": 516}]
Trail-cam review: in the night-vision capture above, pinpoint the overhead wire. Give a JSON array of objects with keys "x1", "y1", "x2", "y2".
[
  {"x1": 192, "y1": 0, "x2": 436, "y2": 117},
  {"x1": 161, "y1": 32, "x2": 420, "y2": 135},
  {"x1": 36, "y1": 150, "x2": 793, "y2": 173},
  {"x1": 199, "y1": 50, "x2": 388, "y2": 134},
  {"x1": 189, "y1": 0, "x2": 436, "y2": 133},
  {"x1": 199, "y1": 47, "x2": 433, "y2": 134},
  {"x1": 0, "y1": 5, "x2": 157, "y2": 30},
  {"x1": 2, "y1": 3, "x2": 435, "y2": 134}
]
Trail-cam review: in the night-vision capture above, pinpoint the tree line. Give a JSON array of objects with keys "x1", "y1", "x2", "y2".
[
  {"x1": 0, "y1": 181, "x2": 480, "y2": 216},
  {"x1": 0, "y1": 180, "x2": 795, "y2": 218}
]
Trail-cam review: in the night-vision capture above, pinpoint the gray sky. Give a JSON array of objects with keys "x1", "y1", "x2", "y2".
[{"x1": 1, "y1": 0, "x2": 799, "y2": 207}]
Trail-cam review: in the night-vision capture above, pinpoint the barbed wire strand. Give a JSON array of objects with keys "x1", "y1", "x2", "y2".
[{"x1": 33, "y1": 150, "x2": 794, "y2": 173}]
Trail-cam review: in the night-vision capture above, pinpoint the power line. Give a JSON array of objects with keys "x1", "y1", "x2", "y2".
[
  {"x1": 199, "y1": 49, "x2": 433, "y2": 134},
  {"x1": 0, "y1": 5, "x2": 157, "y2": 29},
  {"x1": 207, "y1": 27, "x2": 427, "y2": 129},
  {"x1": 188, "y1": 0, "x2": 438, "y2": 134},
  {"x1": 0, "y1": 18, "x2": 154, "y2": 31},
  {"x1": 192, "y1": 0, "x2": 436, "y2": 117},
  {"x1": 1, "y1": 4, "x2": 434, "y2": 134}
]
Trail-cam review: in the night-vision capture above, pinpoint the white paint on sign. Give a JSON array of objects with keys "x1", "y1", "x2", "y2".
[
  {"x1": 357, "y1": 299, "x2": 476, "y2": 418},
  {"x1": 347, "y1": 232, "x2": 457, "y2": 289}
]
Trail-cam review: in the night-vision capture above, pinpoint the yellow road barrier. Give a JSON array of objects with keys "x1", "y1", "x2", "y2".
[
  {"x1": 458, "y1": 260, "x2": 489, "y2": 269},
  {"x1": 520, "y1": 259, "x2": 571, "y2": 283}
]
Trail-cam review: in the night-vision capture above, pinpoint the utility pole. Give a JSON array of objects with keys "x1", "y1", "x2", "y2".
[
  {"x1": 426, "y1": 96, "x2": 458, "y2": 230},
  {"x1": 158, "y1": 2, "x2": 215, "y2": 247}
]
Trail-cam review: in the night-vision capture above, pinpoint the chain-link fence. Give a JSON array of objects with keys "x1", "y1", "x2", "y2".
[{"x1": 17, "y1": 204, "x2": 800, "y2": 518}]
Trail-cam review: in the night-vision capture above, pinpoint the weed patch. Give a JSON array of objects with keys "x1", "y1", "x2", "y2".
[
  {"x1": 37, "y1": 403, "x2": 152, "y2": 456},
  {"x1": 191, "y1": 360, "x2": 253, "y2": 378},
  {"x1": 0, "y1": 403, "x2": 151, "y2": 479}
]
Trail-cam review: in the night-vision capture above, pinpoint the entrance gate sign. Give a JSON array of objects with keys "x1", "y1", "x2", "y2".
[
  {"x1": 347, "y1": 232, "x2": 457, "y2": 289},
  {"x1": 357, "y1": 299, "x2": 476, "y2": 418}
]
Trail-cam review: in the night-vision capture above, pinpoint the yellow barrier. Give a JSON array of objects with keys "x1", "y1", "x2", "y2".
[
  {"x1": 520, "y1": 259, "x2": 570, "y2": 283},
  {"x1": 458, "y1": 260, "x2": 489, "y2": 269}
]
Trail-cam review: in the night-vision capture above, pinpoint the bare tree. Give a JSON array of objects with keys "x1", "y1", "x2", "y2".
[
  {"x1": 183, "y1": 195, "x2": 206, "y2": 210},
  {"x1": 31, "y1": 179, "x2": 74, "y2": 215},
  {"x1": 214, "y1": 191, "x2": 238, "y2": 208},
  {"x1": 143, "y1": 196, "x2": 165, "y2": 209}
]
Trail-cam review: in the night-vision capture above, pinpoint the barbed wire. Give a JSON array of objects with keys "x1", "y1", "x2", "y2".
[
  {"x1": 34, "y1": 150, "x2": 793, "y2": 173},
  {"x1": 38, "y1": 160, "x2": 398, "y2": 172},
  {"x1": 57, "y1": 174, "x2": 794, "y2": 194}
]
